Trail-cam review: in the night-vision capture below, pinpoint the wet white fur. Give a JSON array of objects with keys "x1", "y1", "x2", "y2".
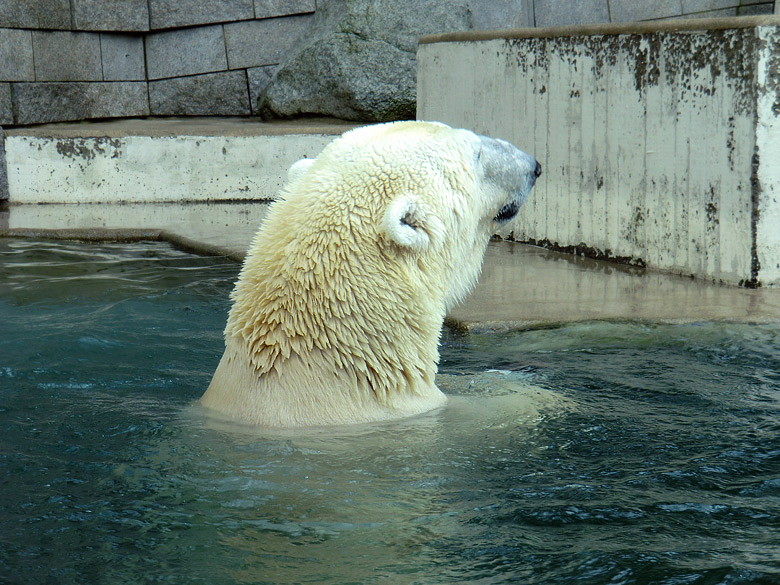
[{"x1": 200, "y1": 121, "x2": 536, "y2": 427}]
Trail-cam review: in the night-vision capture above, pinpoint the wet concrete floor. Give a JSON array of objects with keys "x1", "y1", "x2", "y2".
[
  {"x1": 451, "y1": 239, "x2": 780, "y2": 331},
  {"x1": 3, "y1": 201, "x2": 779, "y2": 331}
]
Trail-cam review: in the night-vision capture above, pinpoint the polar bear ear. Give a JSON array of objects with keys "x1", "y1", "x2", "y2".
[
  {"x1": 287, "y1": 158, "x2": 315, "y2": 182},
  {"x1": 382, "y1": 195, "x2": 443, "y2": 251}
]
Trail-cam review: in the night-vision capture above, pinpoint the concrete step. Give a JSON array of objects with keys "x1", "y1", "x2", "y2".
[{"x1": 3, "y1": 117, "x2": 357, "y2": 203}]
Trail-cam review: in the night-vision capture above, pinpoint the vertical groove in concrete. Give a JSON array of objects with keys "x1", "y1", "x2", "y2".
[{"x1": 0, "y1": 125, "x2": 7, "y2": 201}]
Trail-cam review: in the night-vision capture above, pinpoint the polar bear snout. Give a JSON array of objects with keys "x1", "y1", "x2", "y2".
[{"x1": 476, "y1": 135, "x2": 540, "y2": 224}]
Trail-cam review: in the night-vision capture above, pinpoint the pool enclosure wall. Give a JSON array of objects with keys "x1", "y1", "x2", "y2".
[
  {"x1": 2, "y1": 127, "x2": 342, "y2": 204},
  {"x1": 417, "y1": 17, "x2": 780, "y2": 287}
]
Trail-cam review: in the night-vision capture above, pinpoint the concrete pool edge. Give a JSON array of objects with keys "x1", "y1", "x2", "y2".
[
  {"x1": 419, "y1": 14, "x2": 780, "y2": 44},
  {"x1": 1, "y1": 117, "x2": 359, "y2": 205},
  {"x1": 0, "y1": 226, "x2": 247, "y2": 262},
  {"x1": 4, "y1": 223, "x2": 780, "y2": 331}
]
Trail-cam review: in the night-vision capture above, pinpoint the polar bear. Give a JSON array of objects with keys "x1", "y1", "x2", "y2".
[{"x1": 200, "y1": 121, "x2": 541, "y2": 427}]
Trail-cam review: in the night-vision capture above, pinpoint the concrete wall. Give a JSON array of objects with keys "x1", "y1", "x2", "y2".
[
  {"x1": 418, "y1": 17, "x2": 780, "y2": 287},
  {"x1": 3, "y1": 119, "x2": 355, "y2": 203},
  {"x1": 0, "y1": 0, "x2": 775, "y2": 126}
]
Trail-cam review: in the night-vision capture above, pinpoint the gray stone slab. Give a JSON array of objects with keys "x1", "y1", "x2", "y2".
[
  {"x1": 149, "y1": 70, "x2": 251, "y2": 116},
  {"x1": 0, "y1": 28, "x2": 34, "y2": 82},
  {"x1": 0, "y1": 0, "x2": 71, "y2": 30},
  {"x1": 101, "y1": 34, "x2": 146, "y2": 80},
  {"x1": 321, "y1": 0, "x2": 471, "y2": 54},
  {"x1": 72, "y1": 0, "x2": 149, "y2": 31},
  {"x1": 533, "y1": 0, "x2": 610, "y2": 26},
  {"x1": 469, "y1": 0, "x2": 532, "y2": 29},
  {"x1": 149, "y1": 0, "x2": 253, "y2": 30},
  {"x1": 253, "y1": 0, "x2": 315, "y2": 19},
  {"x1": 225, "y1": 14, "x2": 315, "y2": 69},
  {"x1": 738, "y1": 3, "x2": 774, "y2": 14},
  {"x1": 12, "y1": 82, "x2": 150, "y2": 125},
  {"x1": 677, "y1": 7, "x2": 737, "y2": 17},
  {"x1": 146, "y1": 25, "x2": 228, "y2": 80},
  {"x1": 33, "y1": 31, "x2": 103, "y2": 82},
  {"x1": 259, "y1": 33, "x2": 417, "y2": 121},
  {"x1": 0, "y1": 83, "x2": 11, "y2": 124},
  {"x1": 247, "y1": 65, "x2": 276, "y2": 114},
  {"x1": 610, "y1": 0, "x2": 683, "y2": 22},
  {"x1": 682, "y1": 0, "x2": 736, "y2": 11}
]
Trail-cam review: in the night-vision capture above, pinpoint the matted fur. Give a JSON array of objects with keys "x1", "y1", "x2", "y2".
[{"x1": 200, "y1": 122, "x2": 539, "y2": 427}]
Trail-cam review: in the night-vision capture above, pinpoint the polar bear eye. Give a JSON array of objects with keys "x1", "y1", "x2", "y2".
[{"x1": 401, "y1": 212, "x2": 420, "y2": 229}]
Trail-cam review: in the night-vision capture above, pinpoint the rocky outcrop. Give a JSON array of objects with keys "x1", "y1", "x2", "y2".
[{"x1": 257, "y1": 0, "x2": 473, "y2": 122}]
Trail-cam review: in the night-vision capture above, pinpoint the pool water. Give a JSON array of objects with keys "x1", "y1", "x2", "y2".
[{"x1": 1, "y1": 239, "x2": 779, "y2": 585}]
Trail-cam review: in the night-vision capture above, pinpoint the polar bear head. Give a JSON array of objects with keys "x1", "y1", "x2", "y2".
[
  {"x1": 284, "y1": 121, "x2": 540, "y2": 308},
  {"x1": 201, "y1": 121, "x2": 540, "y2": 427}
]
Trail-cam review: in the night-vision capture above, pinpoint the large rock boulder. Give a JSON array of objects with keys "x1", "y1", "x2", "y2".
[{"x1": 257, "y1": 0, "x2": 473, "y2": 122}]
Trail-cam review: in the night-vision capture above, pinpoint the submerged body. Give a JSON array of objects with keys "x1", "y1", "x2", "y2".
[{"x1": 200, "y1": 121, "x2": 540, "y2": 426}]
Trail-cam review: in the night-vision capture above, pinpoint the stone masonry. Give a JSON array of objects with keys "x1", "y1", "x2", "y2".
[
  {"x1": 0, "y1": 0, "x2": 776, "y2": 127},
  {"x1": 0, "y1": 0, "x2": 316, "y2": 125}
]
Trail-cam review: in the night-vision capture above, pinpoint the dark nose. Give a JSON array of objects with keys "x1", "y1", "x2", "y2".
[{"x1": 534, "y1": 161, "x2": 542, "y2": 178}]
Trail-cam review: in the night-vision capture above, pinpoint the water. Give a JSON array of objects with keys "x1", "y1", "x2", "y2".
[{"x1": 1, "y1": 238, "x2": 780, "y2": 585}]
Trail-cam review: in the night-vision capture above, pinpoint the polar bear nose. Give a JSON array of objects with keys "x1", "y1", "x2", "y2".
[{"x1": 534, "y1": 161, "x2": 542, "y2": 178}]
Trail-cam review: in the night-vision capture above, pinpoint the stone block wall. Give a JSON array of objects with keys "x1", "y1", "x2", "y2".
[
  {"x1": 0, "y1": 0, "x2": 776, "y2": 127},
  {"x1": 0, "y1": 0, "x2": 315, "y2": 125},
  {"x1": 531, "y1": 0, "x2": 775, "y2": 27}
]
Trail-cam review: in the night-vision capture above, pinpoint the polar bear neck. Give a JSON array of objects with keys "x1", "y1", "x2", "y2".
[{"x1": 214, "y1": 191, "x2": 450, "y2": 422}]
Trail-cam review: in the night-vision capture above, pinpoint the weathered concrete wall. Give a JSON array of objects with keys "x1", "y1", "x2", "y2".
[
  {"x1": 418, "y1": 17, "x2": 780, "y2": 286},
  {"x1": 3, "y1": 119, "x2": 355, "y2": 203},
  {"x1": 5, "y1": 135, "x2": 334, "y2": 203},
  {"x1": 756, "y1": 24, "x2": 780, "y2": 285}
]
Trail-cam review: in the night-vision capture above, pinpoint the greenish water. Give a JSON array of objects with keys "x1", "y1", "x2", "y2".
[{"x1": 1, "y1": 238, "x2": 779, "y2": 585}]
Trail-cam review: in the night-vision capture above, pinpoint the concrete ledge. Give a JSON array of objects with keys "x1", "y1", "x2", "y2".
[
  {"x1": 0, "y1": 227, "x2": 248, "y2": 262},
  {"x1": 3, "y1": 118, "x2": 357, "y2": 203},
  {"x1": 420, "y1": 15, "x2": 780, "y2": 43},
  {"x1": 5, "y1": 116, "x2": 357, "y2": 137},
  {"x1": 447, "y1": 240, "x2": 780, "y2": 331},
  {"x1": 418, "y1": 17, "x2": 780, "y2": 287},
  {"x1": 0, "y1": 201, "x2": 270, "y2": 259}
]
